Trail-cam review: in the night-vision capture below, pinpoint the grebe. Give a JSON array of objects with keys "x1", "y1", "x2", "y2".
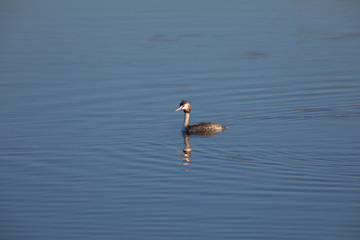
[{"x1": 175, "y1": 100, "x2": 228, "y2": 135}]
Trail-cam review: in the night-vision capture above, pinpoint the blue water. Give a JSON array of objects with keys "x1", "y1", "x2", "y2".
[{"x1": 1, "y1": 1, "x2": 360, "y2": 239}]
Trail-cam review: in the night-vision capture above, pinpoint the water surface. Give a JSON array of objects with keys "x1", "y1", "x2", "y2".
[{"x1": 1, "y1": 1, "x2": 360, "y2": 239}]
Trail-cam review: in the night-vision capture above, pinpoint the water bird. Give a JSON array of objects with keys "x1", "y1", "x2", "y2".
[{"x1": 175, "y1": 100, "x2": 228, "y2": 135}]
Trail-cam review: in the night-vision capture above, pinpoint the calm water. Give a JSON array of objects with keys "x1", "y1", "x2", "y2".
[{"x1": 1, "y1": 0, "x2": 360, "y2": 239}]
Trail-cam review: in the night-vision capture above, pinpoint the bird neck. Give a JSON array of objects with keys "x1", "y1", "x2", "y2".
[{"x1": 184, "y1": 111, "x2": 190, "y2": 129}]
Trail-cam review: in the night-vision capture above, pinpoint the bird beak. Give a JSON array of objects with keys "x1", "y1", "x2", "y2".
[{"x1": 175, "y1": 106, "x2": 184, "y2": 111}]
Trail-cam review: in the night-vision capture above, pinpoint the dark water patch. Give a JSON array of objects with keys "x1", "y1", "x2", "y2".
[
  {"x1": 225, "y1": 50, "x2": 271, "y2": 60},
  {"x1": 148, "y1": 34, "x2": 177, "y2": 43},
  {"x1": 296, "y1": 108, "x2": 337, "y2": 112},
  {"x1": 329, "y1": 32, "x2": 360, "y2": 40},
  {"x1": 235, "y1": 111, "x2": 360, "y2": 122},
  {"x1": 177, "y1": 33, "x2": 205, "y2": 39}
]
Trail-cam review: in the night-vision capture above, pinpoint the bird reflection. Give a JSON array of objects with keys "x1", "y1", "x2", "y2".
[
  {"x1": 179, "y1": 131, "x2": 223, "y2": 167},
  {"x1": 180, "y1": 131, "x2": 192, "y2": 165}
]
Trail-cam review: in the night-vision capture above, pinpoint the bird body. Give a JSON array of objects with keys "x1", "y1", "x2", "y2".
[{"x1": 175, "y1": 100, "x2": 227, "y2": 135}]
